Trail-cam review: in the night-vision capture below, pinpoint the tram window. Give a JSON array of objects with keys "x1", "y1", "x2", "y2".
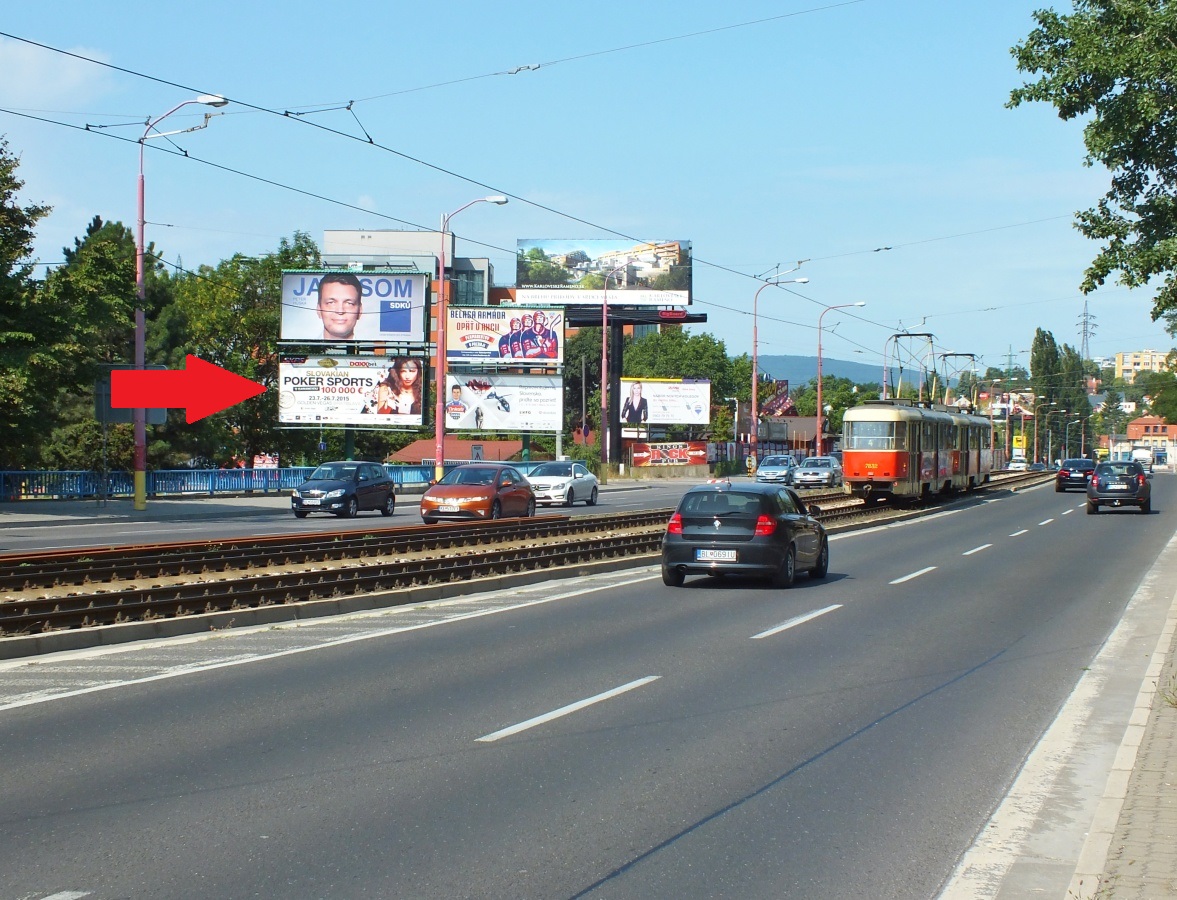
[{"x1": 846, "y1": 420, "x2": 897, "y2": 451}]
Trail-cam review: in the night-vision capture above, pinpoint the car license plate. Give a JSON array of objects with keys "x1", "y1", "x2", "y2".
[
  {"x1": 302, "y1": 498, "x2": 320, "y2": 506},
  {"x1": 439, "y1": 504, "x2": 459, "y2": 512},
  {"x1": 1109, "y1": 483, "x2": 1129, "y2": 490},
  {"x1": 696, "y1": 549, "x2": 736, "y2": 562}
]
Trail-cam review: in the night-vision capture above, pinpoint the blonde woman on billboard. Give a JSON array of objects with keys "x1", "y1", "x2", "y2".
[{"x1": 621, "y1": 381, "x2": 649, "y2": 425}]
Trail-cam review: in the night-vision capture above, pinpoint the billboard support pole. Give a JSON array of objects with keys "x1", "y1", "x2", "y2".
[{"x1": 600, "y1": 260, "x2": 630, "y2": 482}]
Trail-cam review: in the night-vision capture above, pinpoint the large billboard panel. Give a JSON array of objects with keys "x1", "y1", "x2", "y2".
[
  {"x1": 630, "y1": 442, "x2": 709, "y2": 467},
  {"x1": 445, "y1": 374, "x2": 563, "y2": 432},
  {"x1": 280, "y1": 271, "x2": 428, "y2": 342},
  {"x1": 619, "y1": 378, "x2": 710, "y2": 427},
  {"x1": 279, "y1": 355, "x2": 427, "y2": 426},
  {"x1": 447, "y1": 307, "x2": 564, "y2": 365},
  {"x1": 514, "y1": 239, "x2": 691, "y2": 306}
]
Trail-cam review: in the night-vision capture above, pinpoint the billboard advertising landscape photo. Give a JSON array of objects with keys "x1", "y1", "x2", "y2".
[{"x1": 514, "y1": 239, "x2": 691, "y2": 306}]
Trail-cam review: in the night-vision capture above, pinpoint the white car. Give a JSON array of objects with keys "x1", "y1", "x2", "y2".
[
  {"x1": 1008, "y1": 457, "x2": 1029, "y2": 471},
  {"x1": 793, "y1": 456, "x2": 843, "y2": 488},
  {"x1": 527, "y1": 461, "x2": 600, "y2": 506}
]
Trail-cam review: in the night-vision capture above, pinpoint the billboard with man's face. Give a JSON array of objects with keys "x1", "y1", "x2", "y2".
[
  {"x1": 280, "y1": 271, "x2": 428, "y2": 342},
  {"x1": 514, "y1": 239, "x2": 691, "y2": 306}
]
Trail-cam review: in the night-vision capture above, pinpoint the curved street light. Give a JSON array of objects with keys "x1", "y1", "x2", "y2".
[
  {"x1": 815, "y1": 302, "x2": 866, "y2": 455},
  {"x1": 750, "y1": 271, "x2": 809, "y2": 468},
  {"x1": 133, "y1": 94, "x2": 228, "y2": 511},
  {"x1": 433, "y1": 195, "x2": 509, "y2": 481}
]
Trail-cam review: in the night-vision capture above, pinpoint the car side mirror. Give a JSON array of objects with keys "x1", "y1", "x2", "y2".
[{"x1": 808, "y1": 504, "x2": 821, "y2": 516}]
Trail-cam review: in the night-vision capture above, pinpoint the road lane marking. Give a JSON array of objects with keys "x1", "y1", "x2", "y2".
[
  {"x1": 963, "y1": 543, "x2": 992, "y2": 556},
  {"x1": 1039, "y1": 518, "x2": 1054, "y2": 526},
  {"x1": 890, "y1": 566, "x2": 936, "y2": 584},
  {"x1": 751, "y1": 604, "x2": 842, "y2": 640},
  {"x1": 476, "y1": 676, "x2": 661, "y2": 742},
  {"x1": 1009, "y1": 529, "x2": 1028, "y2": 537},
  {"x1": 1062, "y1": 509, "x2": 1074, "y2": 515}
]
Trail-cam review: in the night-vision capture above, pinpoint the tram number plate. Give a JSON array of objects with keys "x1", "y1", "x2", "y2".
[
  {"x1": 696, "y1": 549, "x2": 736, "y2": 562},
  {"x1": 439, "y1": 504, "x2": 460, "y2": 512},
  {"x1": 302, "y1": 498, "x2": 320, "y2": 506}
]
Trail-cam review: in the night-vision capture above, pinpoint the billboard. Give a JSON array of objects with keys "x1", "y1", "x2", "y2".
[
  {"x1": 630, "y1": 442, "x2": 709, "y2": 467},
  {"x1": 280, "y1": 271, "x2": 428, "y2": 342},
  {"x1": 447, "y1": 307, "x2": 564, "y2": 365},
  {"x1": 618, "y1": 378, "x2": 710, "y2": 427},
  {"x1": 514, "y1": 239, "x2": 691, "y2": 306},
  {"x1": 445, "y1": 374, "x2": 563, "y2": 432},
  {"x1": 279, "y1": 355, "x2": 427, "y2": 426}
]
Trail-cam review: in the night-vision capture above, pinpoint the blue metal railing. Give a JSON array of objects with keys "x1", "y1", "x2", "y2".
[{"x1": 0, "y1": 465, "x2": 438, "y2": 501}]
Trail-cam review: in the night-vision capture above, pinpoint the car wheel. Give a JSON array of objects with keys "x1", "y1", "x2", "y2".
[
  {"x1": 380, "y1": 493, "x2": 395, "y2": 517},
  {"x1": 294, "y1": 510, "x2": 309, "y2": 519},
  {"x1": 564, "y1": 489, "x2": 574, "y2": 507},
  {"x1": 526, "y1": 498, "x2": 535, "y2": 517},
  {"x1": 490, "y1": 500, "x2": 502, "y2": 520},
  {"x1": 1055, "y1": 483, "x2": 1063, "y2": 492},
  {"x1": 662, "y1": 564, "x2": 685, "y2": 587},
  {"x1": 1086, "y1": 500, "x2": 1098, "y2": 515},
  {"x1": 810, "y1": 539, "x2": 829, "y2": 579},
  {"x1": 772, "y1": 544, "x2": 797, "y2": 588},
  {"x1": 587, "y1": 486, "x2": 598, "y2": 506},
  {"x1": 339, "y1": 497, "x2": 359, "y2": 518},
  {"x1": 1141, "y1": 499, "x2": 1151, "y2": 514},
  {"x1": 422, "y1": 516, "x2": 437, "y2": 525}
]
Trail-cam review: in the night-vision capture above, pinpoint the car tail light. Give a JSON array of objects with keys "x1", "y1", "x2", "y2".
[
  {"x1": 1059, "y1": 469, "x2": 1070, "y2": 478},
  {"x1": 754, "y1": 515, "x2": 777, "y2": 536},
  {"x1": 667, "y1": 512, "x2": 683, "y2": 535},
  {"x1": 1138, "y1": 473, "x2": 1146, "y2": 487}
]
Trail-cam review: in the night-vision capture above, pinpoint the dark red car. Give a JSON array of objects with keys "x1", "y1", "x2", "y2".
[{"x1": 1055, "y1": 458, "x2": 1095, "y2": 492}]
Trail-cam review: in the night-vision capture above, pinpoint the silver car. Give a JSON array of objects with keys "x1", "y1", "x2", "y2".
[
  {"x1": 527, "y1": 461, "x2": 600, "y2": 507},
  {"x1": 755, "y1": 455, "x2": 797, "y2": 485},
  {"x1": 793, "y1": 456, "x2": 843, "y2": 489}
]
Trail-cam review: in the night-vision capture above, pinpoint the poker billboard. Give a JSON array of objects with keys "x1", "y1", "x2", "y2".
[
  {"x1": 280, "y1": 270, "x2": 428, "y2": 342},
  {"x1": 514, "y1": 239, "x2": 691, "y2": 306},
  {"x1": 279, "y1": 355, "x2": 427, "y2": 426},
  {"x1": 445, "y1": 374, "x2": 563, "y2": 432},
  {"x1": 447, "y1": 307, "x2": 564, "y2": 365}
]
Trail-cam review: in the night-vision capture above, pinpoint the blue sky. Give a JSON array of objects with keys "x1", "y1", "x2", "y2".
[{"x1": 2, "y1": 0, "x2": 1173, "y2": 381}]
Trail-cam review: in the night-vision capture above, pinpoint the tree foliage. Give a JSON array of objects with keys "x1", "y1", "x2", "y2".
[{"x1": 1010, "y1": 1, "x2": 1177, "y2": 333}]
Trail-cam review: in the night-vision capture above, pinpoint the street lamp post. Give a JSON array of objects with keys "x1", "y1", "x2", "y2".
[
  {"x1": 750, "y1": 273, "x2": 809, "y2": 468},
  {"x1": 600, "y1": 259, "x2": 631, "y2": 479},
  {"x1": 815, "y1": 302, "x2": 865, "y2": 455},
  {"x1": 1033, "y1": 399, "x2": 1056, "y2": 462},
  {"x1": 134, "y1": 94, "x2": 228, "y2": 511},
  {"x1": 433, "y1": 195, "x2": 508, "y2": 482}
]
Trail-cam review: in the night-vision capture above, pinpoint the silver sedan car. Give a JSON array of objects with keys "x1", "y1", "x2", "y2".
[
  {"x1": 527, "y1": 461, "x2": 600, "y2": 507},
  {"x1": 755, "y1": 455, "x2": 797, "y2": 485},
  {"x1": 793, "y1": 456, "x2": 843, "y2": 489}
]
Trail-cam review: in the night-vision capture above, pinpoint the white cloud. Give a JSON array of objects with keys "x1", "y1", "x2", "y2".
[{"x1": 0, "y1": 37, "x2": 115, "y2": 107}]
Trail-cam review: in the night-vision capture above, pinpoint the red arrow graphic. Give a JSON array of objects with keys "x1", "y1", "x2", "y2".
[{"x1": 111, "y1": 355, "x2": 266, "y2": 423}]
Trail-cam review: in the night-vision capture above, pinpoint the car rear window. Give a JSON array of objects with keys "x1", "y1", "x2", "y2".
[
  {"x1": 1063, "y1": 459, "x2": 1093, "y2": 469},
  {"x1": 681, "y1": 491, "x2": 763, "y2": 516}
]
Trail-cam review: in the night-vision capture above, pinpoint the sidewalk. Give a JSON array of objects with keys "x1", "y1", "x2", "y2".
[{"x1": 2, "y1": 483, "x2": 1174, "y2": 897}]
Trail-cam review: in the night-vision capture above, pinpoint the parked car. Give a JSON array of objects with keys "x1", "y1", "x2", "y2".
[
  {"x1": 527, "y1": 461, "x2": 599, "y2": 507},
  {"x1": 291, "y1": 461, "x2": 396, "y2": 518},
  {"x1": 755, "y1": 455, "x2": 797, "y2": 485},
  {"x1": 420, "y1": 463, "x2": 536, "y2": 524},
  {"x1": 1028, "y1": 462, "x2": 1047, "y2": 472},
  {"x1": 1086, "y1": 460, "x2": 1151, "y2": 514},
  {"x1": 1008, "y1": 457, "x2": 1029, "y2": 471},
  {"x1": 793, "y1": 456, "x2": 843, "y2": 488},
  {"x1": 661, "y1": 482, "x2": 828, "y2": 588},
  {"x1": 1055, "y1": 458, "x2": 1096, "y2": 492}
]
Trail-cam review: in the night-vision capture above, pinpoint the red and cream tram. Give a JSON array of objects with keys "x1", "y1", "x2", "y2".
[{"x1": 841, "y1": 399, "x2": 994, "y2": 503}]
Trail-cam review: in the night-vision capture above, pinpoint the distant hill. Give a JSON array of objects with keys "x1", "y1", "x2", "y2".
[{"x1": 757, "y1": 354, "x2": 885, "y2": 389}]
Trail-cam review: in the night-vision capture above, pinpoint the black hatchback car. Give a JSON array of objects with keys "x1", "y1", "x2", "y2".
[
  {"x1": 1086, "y1": 460, "x2": 1151, "y2": 514},
  {"x1": 661, "y1": 482, "x2": 828, "y2": 588},
  {"x1": 1056, "y1": 458, "x2": 1096, "y2": 492},
  {"x1": 291, "y1": 461, "x2": 396, "y2": 518}
]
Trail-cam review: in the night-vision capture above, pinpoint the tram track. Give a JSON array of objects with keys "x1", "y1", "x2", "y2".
[{"x1": 0, "y1": 472, "x2": 1049, "y2": 654}]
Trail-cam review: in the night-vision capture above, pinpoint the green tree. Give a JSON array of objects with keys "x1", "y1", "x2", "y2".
[
  {"x1": 516, "y1": 248, "x2": 572, "y2": 287},
  {"x1": 0, "y1": 137, "x2": 52, "y2": 468},
  {"x1": 1010, "y1": 2, "x2": 1177, "y2": 334}
]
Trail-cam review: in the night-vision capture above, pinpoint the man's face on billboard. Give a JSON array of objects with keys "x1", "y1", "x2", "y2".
[{"x1": 317, "y1": 281, "x2": 362, "y2": 339}]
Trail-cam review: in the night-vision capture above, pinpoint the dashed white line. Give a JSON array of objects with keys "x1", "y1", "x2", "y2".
[
  {"x1": 41, "y1": 892, "x2": 92, "y2": 900},
  {"x1": 891, "y1": 566, "x2": 937, "y2": 585},
  {"x1": 963, "y1": 543, "x2": 992, "y2": 556},
  {"x1": 1010, "y1": 529, "x2": 1029, "y2": 537},
  {"x1": 476, "y1": 676, "x2": 661, "y2": 742},
  {"x1": 1039, "y1": 518, "x2": 1055, "y2": 526},
  {"x1": 751, "y1": 605, "x2": 842, "y2": 640},
  {"x1": 1062, "y1": 509, "x2": 1074, "y2": 515}
]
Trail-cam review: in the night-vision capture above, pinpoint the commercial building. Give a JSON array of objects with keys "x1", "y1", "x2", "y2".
[{"x1": 1115, "y1": 349, "x2": 1171, "y2": 384}]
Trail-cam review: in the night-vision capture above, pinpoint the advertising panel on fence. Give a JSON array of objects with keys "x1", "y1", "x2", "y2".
[
  {"x1": 279, "y1": 355, "x2": 427, "y2": 426},
  {"x1": 447, "y1": 307, "x2": 564, "y2": 364},
  {"x1": 280, "y1": 271, "x2": 428, "y2": 342},
  {"x1": 445, "y1": 374, "x2": 563, "y2": 432},
  {"x1": 618, "y1": 378, "x2": 710, "y2": 426},
  {"x1": 514, "y1": 239, "x2": 691, "y2": 306},
  {"x1": 631, "y1": 442, "x2": 709, "y2": 467}
]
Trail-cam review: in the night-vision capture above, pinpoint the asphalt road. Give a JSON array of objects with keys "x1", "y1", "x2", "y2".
[{"x1": 0, "y1": 476, "x2": 1173, "y2": 898}]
